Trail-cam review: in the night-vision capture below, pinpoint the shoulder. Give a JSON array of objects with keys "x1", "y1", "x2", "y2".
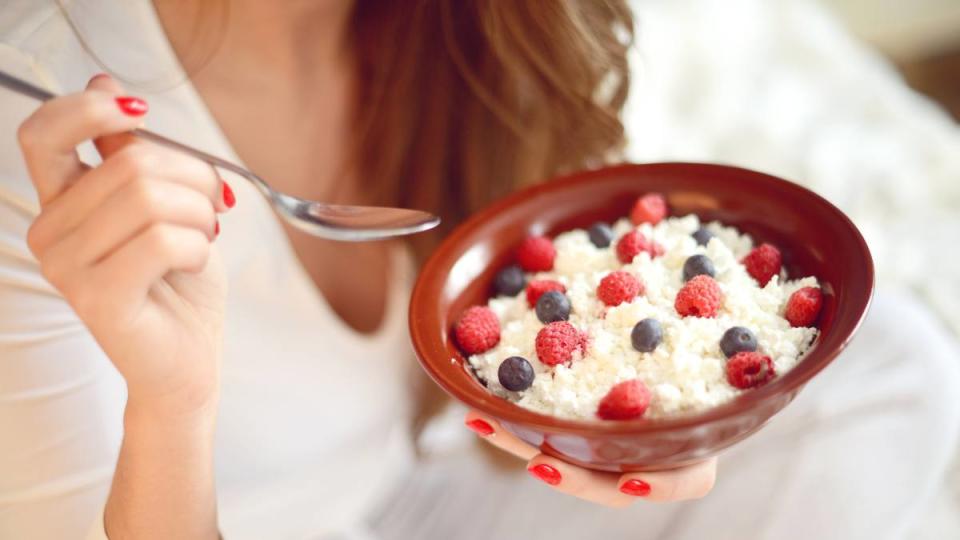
[
  {"x1": 0, "y1": 0, "x2": 59, "y2": 48},
  {"x1": 0, "y1": 41, "x2": 45, "y2": 216},
  {"x1": 0, "y1": 0, "x2": 105, "y2": 98},
  {"x1": 0, "y1": 1, "x2": 85, "y2": 214}
]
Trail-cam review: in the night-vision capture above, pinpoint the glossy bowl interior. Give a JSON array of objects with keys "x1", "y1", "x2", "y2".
[{"x1": 409, "y1": 163, "x2": 874, "y2": 472}]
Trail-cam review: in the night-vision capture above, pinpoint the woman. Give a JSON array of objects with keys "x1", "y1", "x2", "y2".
[{"x1": 0, "y1": 1, "x2": 957, "y2": 539}]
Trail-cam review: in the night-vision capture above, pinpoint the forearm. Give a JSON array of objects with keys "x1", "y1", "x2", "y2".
[{"x1": 104, "y1": 395, "x2": 220, "y2": 540}]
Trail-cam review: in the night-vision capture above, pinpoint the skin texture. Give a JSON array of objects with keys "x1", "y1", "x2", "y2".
[
  {"x1": 19, "y1": 75, "x2": 225, "y2": 538},
  {"x1": 466, "y1": 411, "x2": 717, "y2": 507},
  {"x1": 15, "y1": 3, "x2": 716, "y2": 536},
  {"x1": 154, "y1": 0, "x2": 393, "y2": 335}
]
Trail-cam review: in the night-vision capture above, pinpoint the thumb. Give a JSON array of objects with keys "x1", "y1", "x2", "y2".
[{"x1": 85, "y1": 73, "x2": 145, "y2": 158}]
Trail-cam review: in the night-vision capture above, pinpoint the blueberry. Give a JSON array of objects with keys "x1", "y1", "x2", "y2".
[
  {"x1": 498, "y1": 356, "x2": 535, "y2": 391},
  {"x1": 631, "y1": 318, "x2": 662, "y2": 353},
  {"x1": 692, "y1": 227, "x2": 715, "y2": 246},
  {"x1": 720, "y1": 326, "x2": 758, "y2": 358},
  {"x1": 588, "y1": 222, "x2": 615, "y2": 248},
  {"x1": 494, "y1": 265, "x2": 526, "y2": 296},
  {"x1": 535, "y1": 290, "x2": 571, "y2": 323},
  {"x1": 682, "y1": 254, "x2": 716, "y2": 282}
]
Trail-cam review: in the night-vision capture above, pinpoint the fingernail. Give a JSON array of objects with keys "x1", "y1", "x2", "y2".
[
  {"x1": 89, "y1": 73, "x2": 110, "y2": 83},
  {"x1": 619, "y1": 479, "x2": 651, "y2": 497},
  {"x1": 528, "y1": 464, "x2": 562, "y2": 486},
  {"x1": 115, "y1": 96, "x2": 148, "y2": 116},
  {"x1": 222, "y1": 182, "x2": 236, "y2": 208},
  {"x1": 214, "y1": 220, "x2": 220, "y2": 237},
  {"x1": 465, "y1": 419, "x2": 494, "y2": 436}
]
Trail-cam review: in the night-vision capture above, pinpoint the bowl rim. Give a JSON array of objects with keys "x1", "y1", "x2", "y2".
[{"x1": 409, "y1": 162, "x2": 875, "y2": 435}]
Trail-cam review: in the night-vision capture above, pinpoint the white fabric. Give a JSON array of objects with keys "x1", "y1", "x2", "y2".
[
  {"x1": 0, "y1": 1, "x2": 958, "y2": 540},
  {"x1": 0, "y1": 2, "x2": 414, "y2": 539}
]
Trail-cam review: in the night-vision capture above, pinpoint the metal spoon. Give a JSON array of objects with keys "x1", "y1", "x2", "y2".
[{"x1": 0, "y1": 70, "x2": 440, "y2": 241}]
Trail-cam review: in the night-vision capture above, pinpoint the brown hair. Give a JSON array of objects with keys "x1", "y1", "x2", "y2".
[
  {"x1": 62, "y1": 0, "x2": 634, "y2": 253},
  {"x1": 351, "y1": 0, "x2": 634, "y2": 260},
  {"x1": 348, "y1": 0, "x2": 635, "y2": 440}
]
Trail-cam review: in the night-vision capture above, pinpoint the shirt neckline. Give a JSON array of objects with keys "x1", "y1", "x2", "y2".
[{"x1": 136, "y1": 0, "x2": 409, "y2": 343}]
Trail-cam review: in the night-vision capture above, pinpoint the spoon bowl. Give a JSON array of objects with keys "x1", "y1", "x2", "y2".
[{"x1": 274, "y1": 193, "x2": 441, "y2": 241}]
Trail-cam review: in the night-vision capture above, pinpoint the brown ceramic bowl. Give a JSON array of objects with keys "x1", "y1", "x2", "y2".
[{"x1": 409, "y1": 163, "x2": 873, "y2": 472}]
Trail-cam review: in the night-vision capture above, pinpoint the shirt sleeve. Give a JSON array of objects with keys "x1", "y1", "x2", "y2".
[
  {"x1": 623, "y1": 0, "x2": 960, "y2": 336},
  {"x1": 0, "y1": 44, "x2": 121, "y2": 540}
]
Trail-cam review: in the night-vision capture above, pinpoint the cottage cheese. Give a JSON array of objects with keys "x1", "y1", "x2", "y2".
[{"x1": 467, "y1": 215, "x2": 819, "y2": 420}]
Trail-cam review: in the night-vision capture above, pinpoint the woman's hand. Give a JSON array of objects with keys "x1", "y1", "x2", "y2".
[
  {"x1": 465, "y1": 410, "x2": 717, "y2": 507},
  {"x1": 17, "y1": 74, "x2": 232, "y2": 415}
]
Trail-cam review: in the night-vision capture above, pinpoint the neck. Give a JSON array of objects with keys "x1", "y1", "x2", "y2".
[{"x1": 154, "y1": 0, "x2": 355, "y2": 87}]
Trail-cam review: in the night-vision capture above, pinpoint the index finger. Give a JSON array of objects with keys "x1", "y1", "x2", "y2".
[
  {"x1": 466, "y1": 410, "x2": 717, "y2": 504},
  {"x1": 16, "y1": 87, "x2": 148, "y2": 205},
  {"x1": 526, "y1": 453, "x2": 634, "y2": 508},
  {"x1": 618, "y1": 457, "x2": 717, "y2": 502},
  {"x1": 465, "y1": 410, "x2": 539, "y2": 460}
]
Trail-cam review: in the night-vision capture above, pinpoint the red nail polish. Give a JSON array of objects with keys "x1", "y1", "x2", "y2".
[
  {"x1": 528, "y1": 464, "x2": 562, "y2": 486},
  {"x1": 214, "y1": 220, "x2": 220, "y2": 237},
  {"x1": 465, "y1": 419, "x2": 494, "y2": 436},
  {"x1": 222, "y1": 182, "x2": 236, "y2": 208},
  {"x1": 115, "y1": 96, "x2": 148, "y2": 116},
  {"x1": 619, "y1": 479, "x2": 651, "y2": 497}
]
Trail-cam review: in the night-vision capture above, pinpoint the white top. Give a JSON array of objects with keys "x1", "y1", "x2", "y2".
[
  {"x1": 0, "y1": 2, "x2": 414, "y2": 539},
  {"x1": 2, "y1": 0, "x2": 960, "y2": 539}
]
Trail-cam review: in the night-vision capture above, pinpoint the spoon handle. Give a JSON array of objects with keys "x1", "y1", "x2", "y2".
[
  {"x1": 0, "y1": 70, "x2": 273, "y2": 197},
  {"x1": 0, "y1": 70, "x2": 55, "y2": 101}
]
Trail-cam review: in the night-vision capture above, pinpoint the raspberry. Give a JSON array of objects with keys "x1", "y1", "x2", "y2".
[
  {"x1": 596, "y1": 379, "x2": 651, "y2": 420},
  {"x1": 526, "y1": 279, "x2": 566, "y2": 308},
  {"x1": 785, "y1": 287, "x2": 823, "y2": 327},
  {"x1": 742, "y1": 243, "x2": 782, "y2": 286},
  {"x1": 535, "y1": 321, "x2": 586, "y2": 366},
  {"x1": 726, "y1": 351, "x2": 776, "y2": 389},
  {"x1": 516, "y1": 235, "x2": 556, "y2": 272},
  {"x1": 630, "y1": 193, "x2": 668, "y2": 225},
  {"x1": 597, "y1": 271, "x2": 644, "y2": 307},
  {"x1": 675, "y1": 275, "x2": 723, "y2": 318},
  {"x1": 453, "y1": 306, "x2": 500, "y2": 355},
  {"x1": 615, "y1": 230, "x2": 664, "y2": 264}
]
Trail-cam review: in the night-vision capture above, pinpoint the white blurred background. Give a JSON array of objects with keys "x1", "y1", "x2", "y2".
[
  {"x1": 823, "y1": 0, "x2": 960, "y2": 61},
  {"x1": 824, "y1": 0, "x2": 960, "y2": 122},
  {"x1": 816, "y1": 3, "x2": 960, "y2": 532},
  {"x1": 619, "y1": 0, "x2": 960, "y2": 537}
]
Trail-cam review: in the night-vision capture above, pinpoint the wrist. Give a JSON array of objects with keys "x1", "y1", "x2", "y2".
[
  {"x1": 125, "y1": 385, "x2": 220, "y2": 428},
  {"x1": 109, "y1": 384, "x2": 219, "y2": 540}
]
